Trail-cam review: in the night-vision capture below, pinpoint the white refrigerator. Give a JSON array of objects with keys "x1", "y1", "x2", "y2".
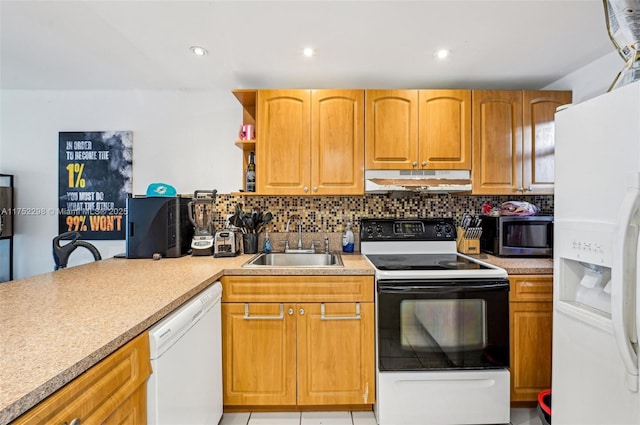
[{"x1": 553, "y1": 80, "x2": 640, "y2": 424}]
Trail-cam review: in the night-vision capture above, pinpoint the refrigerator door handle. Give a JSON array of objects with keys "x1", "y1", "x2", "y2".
[{"x1": 613, "y1": 180, "x2": 640, "y2": 392}]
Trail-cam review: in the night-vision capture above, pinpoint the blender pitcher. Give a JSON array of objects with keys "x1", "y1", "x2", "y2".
[{"x1": 188, "y1": 190, "x2": 218, "y2": 255}]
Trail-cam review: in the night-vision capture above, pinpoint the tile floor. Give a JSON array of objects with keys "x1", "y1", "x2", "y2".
[{"x1": 220, "y1": 407, "x2": 542, "y2": 425}]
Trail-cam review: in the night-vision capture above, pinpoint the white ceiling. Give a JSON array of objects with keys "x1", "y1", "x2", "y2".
[{"x1": 0, "y1": 0, "x2": 618, "y2": 90}]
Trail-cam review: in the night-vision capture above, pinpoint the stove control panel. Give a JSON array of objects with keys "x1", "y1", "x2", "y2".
[{"x1": 361, "y1": 218, "x2": 456, "y2": 241}]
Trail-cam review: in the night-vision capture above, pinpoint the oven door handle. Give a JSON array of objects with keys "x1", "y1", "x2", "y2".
[{"x1": 378, "y1": 283, "x2": 508, "y2": 294}]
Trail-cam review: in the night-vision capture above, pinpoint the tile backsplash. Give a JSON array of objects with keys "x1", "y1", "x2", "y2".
[{"x1": 212, "y1": 193, "x2": 553, "y2": 233}]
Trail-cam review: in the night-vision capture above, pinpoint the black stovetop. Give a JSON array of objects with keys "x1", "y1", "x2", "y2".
[{"x1": 365, "y1": 253, "x2": 492, "y2": 271}]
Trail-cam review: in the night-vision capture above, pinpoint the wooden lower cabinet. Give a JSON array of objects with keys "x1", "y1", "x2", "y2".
[
  {"x1": 509, "y1": 274, "x2": 553, "y2": 404},
  {"x1": 297, "y1": 302, "x2": 374, "y2": 405},
  {"x1": 14, "y1": 331, "x2": 151, "y2": 424},
  {"x1": 223, "y1": 302, "x2": 297, "y2": 405},
  {"x1": 221, "y1": 275, "x2": 375, "y2": 408}
]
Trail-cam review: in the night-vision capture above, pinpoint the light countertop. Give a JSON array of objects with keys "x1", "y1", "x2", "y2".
[
  {"x1": 469, "y1": 253, "x2": 554, "y2": 275},
  {"x1": 0, "y1": 254, "x2": 373, "y2": 425}
]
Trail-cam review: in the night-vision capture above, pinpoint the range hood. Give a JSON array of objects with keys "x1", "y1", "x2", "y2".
[{"x1": 365, "y1": 169, "x2": 472, "y2": 193}]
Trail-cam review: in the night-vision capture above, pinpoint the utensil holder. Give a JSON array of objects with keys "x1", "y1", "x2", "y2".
[
  {"x1": 242, "y1": 233, "x2": 258, "y2": 254},
  {"x1": 456, "y1": 226, "x2": 481, "y2": 254}
]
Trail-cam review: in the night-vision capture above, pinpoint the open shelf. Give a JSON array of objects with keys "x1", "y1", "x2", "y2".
[
  {"x1": 232, "y1": 89, "x2": 256, "y2": 107},
  {"x1": 230, "y1": 191, "x2": 264, "y2": 196},
  {"x1": 1, "y1": 173, "x2": 14, "y2": 282},
  {"x1": 234, "y1": 89, "x2": 258, "y2": 193},
  {"x1": 234, "y1": 140, "x2": 256, "y2": 150}
]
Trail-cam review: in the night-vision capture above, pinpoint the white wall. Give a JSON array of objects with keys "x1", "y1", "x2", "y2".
[
  {"x1": 544, "y1": 51, "x2": 623, "y2": 103},
  {"x1": 0, "y1": 89, "x2": 241, "y2": 279}
]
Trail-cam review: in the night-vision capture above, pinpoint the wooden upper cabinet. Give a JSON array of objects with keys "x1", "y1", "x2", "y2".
[
  {"x1": 472, "y1": 90, "x2": 524, "y2": 195},
  {"x1": 418, "y1": 90, "x2": 471, "y2": 169},
  {"x1": 256, "y1": 89, "x2": 364, "y2": 195},
  {"x1": 312, "y1": 90, "x2": 365, "y2": 195},
  {"x1": 472, "y1": 89, "x2": 572, "y2": 195},
  {"x1": 523, "y1": 90, "x2": 572, "y2": 194},
  {"x1": 365, "y1": 90, "x2": 418, "y2": 169},
  {"x1": 257, "y1": 90, "x2": 311, "y2": 195},
  {"x1": 365, "y1": 89, "x2": 470, "y2": 170},
  {"x1": 247, "y1": 87, "x2": 570, "y2": 195}
]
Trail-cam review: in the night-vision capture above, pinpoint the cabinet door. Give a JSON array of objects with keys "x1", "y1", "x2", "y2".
[
  {"x1": 257, "y1": 90, "x2": 310, "y2": 194},
  {"x1": 522, "y1": 90, "x2": 572, "y2": 194},
  {"x1": 365, "y1": 90, "x2": 418, "y2": 170},
  {"x1": 297, "y1": 302, "x2": 375, "y2": 405},
  {"x1": 13, "y1": 332, "x2": 151, "y2": 425},
  {"x1": 418, "y1": 90, "x2": 472, "y2": 169},
  {"x1": 509, "y1": 275, "x2": 553, "y2": 403},
  {"x1": 312, "y1": 90, "x2": 365, "y2": 195},
  {"x1": 510, "y1": 300, "x2": 553, "y2": 403},
  {"x1": 102, "y1": 386, "x2": 147, "y2": 425},
  {"x1": 472, "y1": 90, "x2": 523, "y2": 195},
  {"x1": 222, "y1": 303, "x2": 297, "y2": 406}
]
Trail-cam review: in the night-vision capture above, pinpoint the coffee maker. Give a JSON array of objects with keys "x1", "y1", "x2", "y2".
[{"x1": 187, "y1": 190, "x2": 217, "y2": 256}]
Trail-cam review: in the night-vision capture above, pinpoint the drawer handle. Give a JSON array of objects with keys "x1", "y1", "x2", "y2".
[
  {"x1": 64, "y1": 419, "x2": 81, "y2": 425},
  {"x1": 244, "y1": 303, "x2": 284, "y2": 320},
  {"x1": 320, "y1": 303, "x2": 361, "y2": 320}
]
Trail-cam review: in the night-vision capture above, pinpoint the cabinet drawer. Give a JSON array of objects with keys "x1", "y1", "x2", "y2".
[
  {"x1": 221, "y1": 275, "x2": 374, "y2": 302},
  {"x1": 509, "y1": 275, "x2": 553, "y2": 302},
  {"x1": 14, "y1": 332, "x2": 151, "y2": 425}
]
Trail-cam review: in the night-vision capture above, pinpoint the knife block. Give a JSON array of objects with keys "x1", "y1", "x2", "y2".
[{"x1": 456, "y1": 226, "x2": 480, "y2": 254}]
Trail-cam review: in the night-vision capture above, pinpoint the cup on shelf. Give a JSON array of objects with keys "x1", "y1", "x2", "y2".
[{"x1": 239, "y1": 124, "x2": 255, "y2": 140}]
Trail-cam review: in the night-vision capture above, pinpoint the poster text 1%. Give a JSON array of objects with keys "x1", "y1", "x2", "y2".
[{"x1": 66, "y1": 163, "x2": 86, "y2": 188}]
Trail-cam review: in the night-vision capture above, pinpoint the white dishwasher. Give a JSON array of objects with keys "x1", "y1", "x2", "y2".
[{"x1": 147, "y1": 281, "x2": 223, "y2": 425}]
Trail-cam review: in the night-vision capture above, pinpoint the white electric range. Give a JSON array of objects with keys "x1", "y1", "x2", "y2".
[{"x1": 360, "y1": 218, "x2": 510, "y2": 425}]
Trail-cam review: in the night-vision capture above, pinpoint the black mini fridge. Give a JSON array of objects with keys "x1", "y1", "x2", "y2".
[{"x1": 125, "y1": 196, "x2": 193, "y2": 259}]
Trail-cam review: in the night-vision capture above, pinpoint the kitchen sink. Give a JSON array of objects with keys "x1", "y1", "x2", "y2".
[{"x1": 242, "y1": 251, "x2": 344, "y2": 268}]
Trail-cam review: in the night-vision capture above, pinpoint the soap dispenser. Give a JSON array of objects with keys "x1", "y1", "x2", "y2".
[
  {"x1": 263, "y1": 231, "x2": 272, "y2": 253},
  {"x1": 342, "y1": 221, "x2": 354, "y2": 253}
]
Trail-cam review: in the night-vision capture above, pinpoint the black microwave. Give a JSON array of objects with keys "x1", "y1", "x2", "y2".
[{"x1": 479, "y1": 215, "x2": 553, "y2": 257}]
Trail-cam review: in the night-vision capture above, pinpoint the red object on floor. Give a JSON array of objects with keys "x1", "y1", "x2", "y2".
[{"x1": 537, "y1": 389, "x2": 552, "y2": 425}]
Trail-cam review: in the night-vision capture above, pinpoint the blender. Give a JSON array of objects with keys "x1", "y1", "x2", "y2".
[{"x1": 188, "y1": 190, "x2": 218, "y2": 256}]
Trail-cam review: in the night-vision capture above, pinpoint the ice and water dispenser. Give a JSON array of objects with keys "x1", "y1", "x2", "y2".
[
  {"x1": 558, "y1": 259, "x2": 612, "y2": 316},
  {"x1": 555, "y1": 221, "x2": 616, "y2": 319}
]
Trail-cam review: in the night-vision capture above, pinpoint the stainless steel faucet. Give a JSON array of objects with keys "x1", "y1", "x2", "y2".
[{"x1": 286, "y1": 214, "x2": 303, "y2": 250}]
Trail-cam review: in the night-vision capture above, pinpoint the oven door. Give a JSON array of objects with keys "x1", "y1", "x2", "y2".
[{"x1": 377, "y1": 278, "x2": 509, "y2": 371}]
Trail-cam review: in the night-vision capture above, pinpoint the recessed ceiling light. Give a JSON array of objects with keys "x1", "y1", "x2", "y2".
[
  {"x1": 190, "y1": 46, "x2": 208, "y2": 56},
  {"x1": 303, "y1": 47, "x2": 315, "y2": 58},
  {"x1": 435, "y1": 49, "x2": 450, "y2": 60}
]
